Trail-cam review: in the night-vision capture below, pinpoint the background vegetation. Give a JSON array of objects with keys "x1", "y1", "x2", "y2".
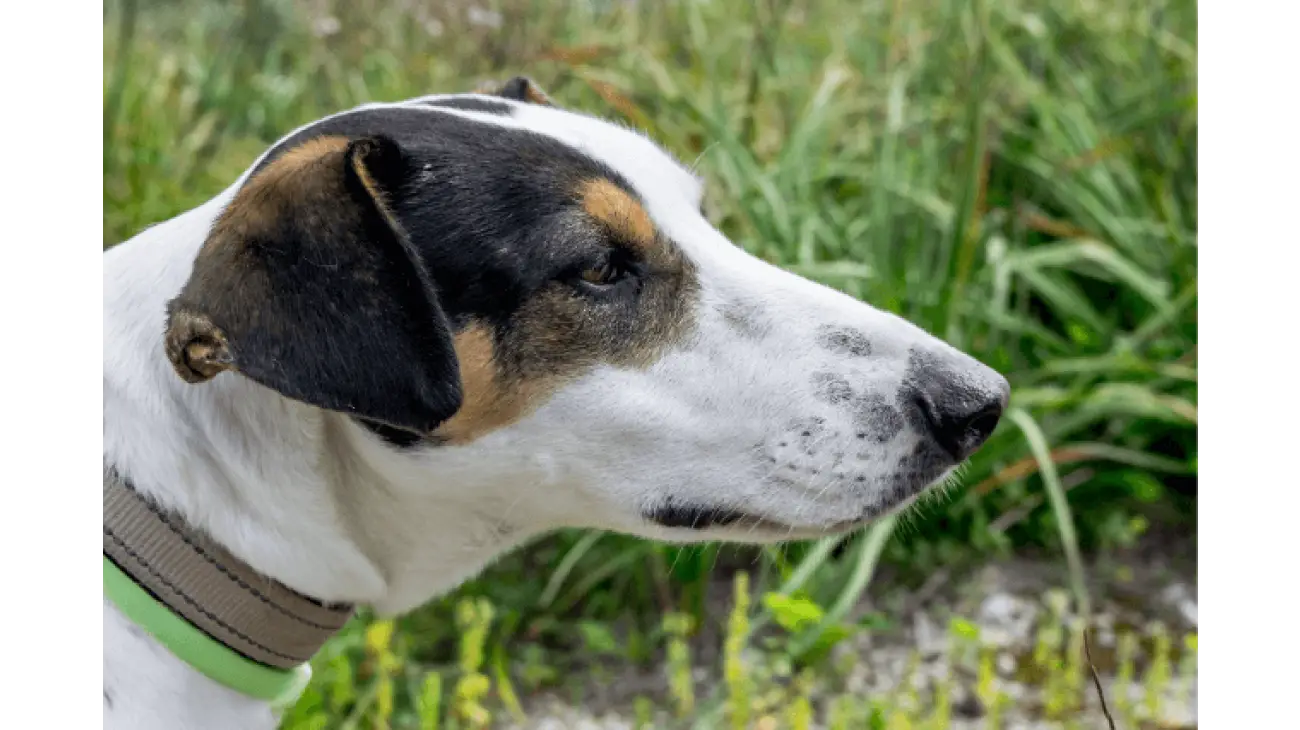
[{"x1": 104, "y1": 0, "x2": 1197, "y2": 726}]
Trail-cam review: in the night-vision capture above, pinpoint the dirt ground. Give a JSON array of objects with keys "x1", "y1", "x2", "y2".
[{"x1": 506, "y1": 531, "x2": 1197, "y2": 729}]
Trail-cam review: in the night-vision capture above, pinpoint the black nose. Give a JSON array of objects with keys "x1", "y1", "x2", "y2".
[{"x1": 909, "y1": 365, "x2": 1009, "y2": 461}]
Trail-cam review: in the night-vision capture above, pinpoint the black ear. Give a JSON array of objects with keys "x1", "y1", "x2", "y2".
[
  {"x1": 475, "y1": 76, "x2": 554, "y2": 106},
  {"x1": 164, "y1": 135, "x2": 463, "y2": 435}
]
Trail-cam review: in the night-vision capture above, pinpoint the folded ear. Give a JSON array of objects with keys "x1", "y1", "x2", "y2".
[
  {"x1": 475, "y1": 76, "x2": 554, "y2": 106},
  {"x1": 164, "y1": 135, "x2": 463, "y2": 435}
]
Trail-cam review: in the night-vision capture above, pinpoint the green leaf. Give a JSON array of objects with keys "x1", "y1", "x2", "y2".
[
  {"x1": 949, "y1": 617, "x2": 981, "y2": 643},
  {"x1": 761, "y1": 593, "x2": 826, "y2": 633}
]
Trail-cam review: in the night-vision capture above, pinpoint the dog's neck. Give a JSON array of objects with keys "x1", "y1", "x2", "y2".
[{"x1": 103, "y1": 191, "x2": 561, "y2": 616}]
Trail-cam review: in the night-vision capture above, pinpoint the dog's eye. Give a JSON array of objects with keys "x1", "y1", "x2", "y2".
[{"x1": 575, "y1": 254, "x2": 629, "y2": 289}]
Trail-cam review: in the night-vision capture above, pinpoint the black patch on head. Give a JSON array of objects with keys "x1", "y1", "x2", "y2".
[
  {"x1": 250, "y1": 107, "x2": 644, "y2": 327},
  {"x1": 646, "y1": 499, "x2": 742, "y2": 529},
  {"x1": 201, "y1": 106, "x2": 691, "y2": 449},
  {"x1": 817, "y1": 326, "x2": 872, "y2": 357},
  {"x1": 415, "y1": 96, "x2": 514, "y2": 115},
  {"x1": 851, "y1": 393, "x2": 904, "y2": 443},
  {"x1": 811, "y1": 371, "x2": 854, "y2": 405}
]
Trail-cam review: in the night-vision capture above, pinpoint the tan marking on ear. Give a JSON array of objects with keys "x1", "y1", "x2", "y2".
[
  {"x1": 579, "y1": 178, "x2": 657, "y2": 252},
  {"x1": 347, "y1": 139, "x2": 404, "y2": 234},
  {"x1": 251, "y1": 136, "x2": 350, "y2": 190},
  {"x1": 522, "y1": 83, "x2": 553, "y2": 106},
  {"x1": 210, "y1": 136, "x2": 352, "y2": 242},
  {"x1": 350, "y1": 153, "x2": 385, "y2": 204},
  {"x1": 434, "y1": 324, "x2": 557, "y2": 444},
  {"x1": 210, "y1": 135, "x2": 402, "y2": 254}
]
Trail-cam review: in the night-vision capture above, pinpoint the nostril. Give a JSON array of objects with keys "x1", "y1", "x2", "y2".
[
  {"x1": 915, "y1": 394, "x2": 1004, "y2": 461},
  {"x1": 960, "y1": 402, "x2": 1003, "y2": 448}
]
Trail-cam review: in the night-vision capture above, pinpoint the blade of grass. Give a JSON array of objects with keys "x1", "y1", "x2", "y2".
[
  {"x1": 1006, "y1": 407, "x2": 1089, "y2": 615},
  {"x1": 537, "y1": 530, "x2": 605, "y2": 610}
]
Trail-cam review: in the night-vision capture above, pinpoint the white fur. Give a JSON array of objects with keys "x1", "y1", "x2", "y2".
[{"x1": 103, "y1": 94, "x2": 1005, "y2": 729}]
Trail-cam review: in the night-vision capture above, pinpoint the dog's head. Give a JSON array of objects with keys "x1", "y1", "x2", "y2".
[{"x1": 164, "y1": 78, "x2": 1008, "y2": 543}]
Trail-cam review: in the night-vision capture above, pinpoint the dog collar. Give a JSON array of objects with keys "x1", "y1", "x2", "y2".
[{"x1": 102, "y1": 467, "x2": 354, "y2": 708}]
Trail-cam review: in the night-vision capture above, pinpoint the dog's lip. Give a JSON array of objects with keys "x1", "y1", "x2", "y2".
[
  {"x1": 647, "y1": 468, "x2": 950, "y2": 537},
  {"x1": 719, "y1": 500, "x2": 921, "y2": 538},
  {"x1": 656, "y1": 477, "x2": 943, "y2": 537},
  {"x1": 652, "y1": 510, "x2": 867, "y2": 538}
]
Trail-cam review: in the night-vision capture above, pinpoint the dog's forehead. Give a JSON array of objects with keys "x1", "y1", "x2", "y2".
[{"x1": 245, "y1": 95, "x2": 724, "y2": 302}]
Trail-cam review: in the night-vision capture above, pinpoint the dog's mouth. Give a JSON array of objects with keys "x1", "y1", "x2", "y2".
[
  {"x1": 643, "y1": 467, "x2": 955, "y2": 539},
  {"x1": 643, "y1": 500, "x2": 902, "y2": 540}
]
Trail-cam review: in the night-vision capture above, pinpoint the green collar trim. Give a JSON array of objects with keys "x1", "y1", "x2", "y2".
[{"x1": 103, "y1": 556, "x2": 313, "y2": 709}]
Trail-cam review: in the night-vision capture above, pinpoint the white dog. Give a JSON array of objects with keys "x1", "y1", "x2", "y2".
[{"x1": 103, "y1": 78, "x2": 1008, "y2": 729}]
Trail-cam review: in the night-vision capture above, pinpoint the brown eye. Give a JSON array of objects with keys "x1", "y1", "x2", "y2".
[{"x1": 578, "y1": 256, "x2": 625, "y2": 287}]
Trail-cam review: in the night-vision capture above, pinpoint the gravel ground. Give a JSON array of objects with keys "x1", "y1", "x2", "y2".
[{"x1": 503, "y1": 535, "x2": 1197, "y2": 730}]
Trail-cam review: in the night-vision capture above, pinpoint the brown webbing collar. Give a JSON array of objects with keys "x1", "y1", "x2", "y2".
[{"x1": 103, "y1": 467, "x2": 354, "y2": 669}]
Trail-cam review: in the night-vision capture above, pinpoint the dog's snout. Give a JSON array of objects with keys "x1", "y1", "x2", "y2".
[{"x1": 906, "y1": 351, "x2": 1010, "y2": 461}]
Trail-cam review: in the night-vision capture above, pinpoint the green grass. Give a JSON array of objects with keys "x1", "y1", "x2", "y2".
[{"x1": 104, "y1": 0, "x2": 1196, "y2": 725}]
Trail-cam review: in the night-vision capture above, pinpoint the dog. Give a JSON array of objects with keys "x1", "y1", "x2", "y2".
[{"x1": 103, "y1": 77, "x2": 1008, "y2": 729}]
